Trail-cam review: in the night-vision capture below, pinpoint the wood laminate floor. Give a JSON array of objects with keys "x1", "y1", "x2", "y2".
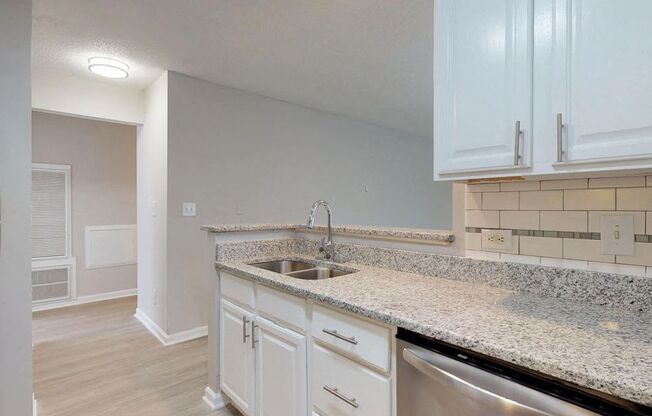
[{"x1": 33, "y1": 296, "x2": 241, "y2": 416}]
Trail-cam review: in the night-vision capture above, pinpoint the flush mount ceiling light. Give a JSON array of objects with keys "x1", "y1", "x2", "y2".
[{"x1": 88, "y1": 57, "x2": 129, "y2": 79}]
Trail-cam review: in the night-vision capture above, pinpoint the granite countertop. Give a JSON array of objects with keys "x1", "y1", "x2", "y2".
[
  {"x1": 217, "y1": 254, "x2": 652, "y2": 407},
  {"x1": 201, "y1": 223, "x2": 455, "y2": 243},
  {"x1": 201, "y1": 223, "x2": 302, "y2": 233}
]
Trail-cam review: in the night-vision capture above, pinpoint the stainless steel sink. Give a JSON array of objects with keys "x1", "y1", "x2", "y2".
[
  {"x1": 285, "y1": 267, "x2": 349, "y2": 280},
  {"x1": 249, "y1": 259, "x2": 354, "y2": 279},
  {"x1": 250, "y1": 260, "x2": 315, "y2": 274}
]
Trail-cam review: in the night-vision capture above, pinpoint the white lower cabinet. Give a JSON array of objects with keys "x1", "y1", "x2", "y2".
[
  {"x1": 310, "y1": 343, "x2": 391, "y2": 416},
  {"x1": 311, "y1": 303, "x2": 391, "y2": 373},
  {"x1": 219, "y1": 274, "x2": 394, "y2": 416},
  {"x1": 256, "y1": 316, "x2": 307, "y2": 416},
  {"x1": 220, "y1": 299, "x2": 256, "y2": 416},
  {"x1": 220, "y1": 277, "x2": 309, "y2": 416}
]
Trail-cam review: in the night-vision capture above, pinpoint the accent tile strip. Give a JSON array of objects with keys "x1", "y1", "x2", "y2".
[{"x1": 465, "y1": 227, "x2": 652, "y2": 243}]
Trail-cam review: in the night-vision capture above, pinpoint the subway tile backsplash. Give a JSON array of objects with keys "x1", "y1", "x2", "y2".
[
  {"x1": 464, "y1": 175, "x2": 652, "y2": 276},
  {"x1": 520, "y1": 190, "x2": 563, "y2": 210},
  {"x1": 616, "y1": 187, "x2": 652, "y2": 210},
  {"x1": 564, "y1": 188, "x2": 615, "y2": 210}
]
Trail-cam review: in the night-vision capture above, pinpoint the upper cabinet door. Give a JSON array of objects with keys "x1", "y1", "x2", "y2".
[
  {"x1": 435, "y1": 0, "x2": 534, "y2": 177},
  {"x1": 553, "y1": 0, "x2": 652, "y2": 164}
]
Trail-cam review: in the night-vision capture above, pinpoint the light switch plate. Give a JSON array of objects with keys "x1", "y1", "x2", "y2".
[
  {"x1": 481, "y1": 229, "x2": 513, "y2": 252},
  {"x1": 182, "y1": 202, "x2": 197, "y2": 217},
  {"x1": 600, "y1": 214, "x2": 634, "y2": 255}
]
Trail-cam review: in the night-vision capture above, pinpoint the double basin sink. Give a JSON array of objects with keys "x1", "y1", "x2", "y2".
[{"x1": 249, "y1": 259, "x2": 354, "y2": 280}]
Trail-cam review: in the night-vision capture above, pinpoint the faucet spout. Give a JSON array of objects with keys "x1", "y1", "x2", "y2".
[{"x1": 307, "y1": 200, "x2": 334, "y2": 259}]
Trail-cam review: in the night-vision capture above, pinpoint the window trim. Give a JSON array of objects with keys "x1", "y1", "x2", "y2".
[{"x1": 31, "y1": 163, "x2": 72, "y2": 260}]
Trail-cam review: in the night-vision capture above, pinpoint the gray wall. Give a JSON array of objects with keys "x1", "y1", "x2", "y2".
[
  {"x1": 165, "y1": 71, "x2": 451, "y2": 333},
  {"x1": 32, "y1": 111, "x2": 137, "y2": 297},
  {"x1": 0, "y1": 0, "x2": 33, "y2": 414}
]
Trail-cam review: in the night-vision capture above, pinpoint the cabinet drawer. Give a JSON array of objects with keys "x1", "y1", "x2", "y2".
[
  {"x1": 220, "y1": 272, "x2": 255, "y2": 309},
  {"x1": 311, "y1": 343, "x2": 391, "y2": 416},
  {"x1": 256, "y1": 284, "x2": 306, "y2": 331},
  {"x1": 311, "y1": 304, "x2": 391, "y2": 372}
]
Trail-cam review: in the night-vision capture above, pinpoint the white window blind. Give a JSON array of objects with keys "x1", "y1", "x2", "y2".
[{"x1": 31, "y1": 165, "x2": 70, "y2": 259}]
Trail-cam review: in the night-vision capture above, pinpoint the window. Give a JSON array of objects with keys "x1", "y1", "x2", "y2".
[
  {"x1": 31, "y1": 163, "x2": 75, "y2": 307},
  {"x1": 31, "y1": 164, "x2": 71, "y2": 259}
]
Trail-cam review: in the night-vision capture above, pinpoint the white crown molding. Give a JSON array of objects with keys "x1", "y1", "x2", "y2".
[
  {"x1": 134, "y1": 308, "x2": 207, "y2": 346},
  {"x1": 202, "y1": 386, "x2": 228, "y2": 410}
]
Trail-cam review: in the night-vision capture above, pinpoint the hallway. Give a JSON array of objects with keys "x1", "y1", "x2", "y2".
[{"x1": 32, "y1": 297, "x2": 239, "y2": 416}]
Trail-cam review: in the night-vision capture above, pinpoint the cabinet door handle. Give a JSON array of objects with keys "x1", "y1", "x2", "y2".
[
  {"x1": 513, "y1": 120, "x2": 522, "y2": 166},
  {"x1": 242, "y1": 316, "x2": 250, "y2": 343},
  {"x1": 251, "y1": 320, "x2": 258, "y2": 349},
  {"x1": 322, "y1": 328, "x2": 358, "y2": 345},
  {"x1": 323, "y1": 385, "x2": 359, "y2": 408},
  {"x1": 556, "y1": 113, "x2": 564, "y2": 162}
]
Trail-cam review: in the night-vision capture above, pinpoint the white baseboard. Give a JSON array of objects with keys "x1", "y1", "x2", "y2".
[
  {"x1": 77, "y1": 289, "x2": 138, "y2": 304},
  {"x1": 166, "y1": 325, "x2": 208, "y2": 345},
  {"x1": 134, "y1": 308, "x2": 168, "y2": 344},
  {"x1": 134, "y1": 308, "x2": 207, "y2": 346},
  {"x1": 202, "y1": 386, "x2": 228, "y2": 410},
  {"x1": 33, "y1": 395, "x2": 37, "y2": 416},
  {"x1": 32, "y1": 288, "x2": 137, "y2": 312}
]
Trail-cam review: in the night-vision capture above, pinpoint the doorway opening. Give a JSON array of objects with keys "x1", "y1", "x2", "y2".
[{"x1": 30, "y1": 111, "x2": 138, "y2": 312}]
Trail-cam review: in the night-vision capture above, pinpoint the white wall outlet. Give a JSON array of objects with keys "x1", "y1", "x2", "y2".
[
  {"x1": 601, "y1": 214, "x2": 634, "y2": 255},
  {"x1": 182, "y1": 202, "x2": 196, "y2": 217},
  {"x1": 152, "y1": 289, "x2": 158, "y2": 306},
  {"x1": 481, "y1": 229, "x2": 513, "y2": 252}
]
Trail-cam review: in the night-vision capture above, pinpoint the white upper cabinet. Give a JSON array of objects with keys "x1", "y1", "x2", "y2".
[
  {"x1": 551, "y1": 0, "x2": 652, "y2": 166},
  {"x1": 435, "y1": 0, "x2": 534, "y2": 176},
  {"x1": 435, "y1": 0, "x2": 652, "y2": 180}
]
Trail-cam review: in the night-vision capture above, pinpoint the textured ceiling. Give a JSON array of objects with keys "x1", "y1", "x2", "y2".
[{"x1": 33, "y1": 0, "x2": 433, "y2": 137}]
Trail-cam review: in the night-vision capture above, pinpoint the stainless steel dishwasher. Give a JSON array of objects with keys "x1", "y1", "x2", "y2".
[{"x1": 397, "y1": 329, "x2": 651, "y2": 416}]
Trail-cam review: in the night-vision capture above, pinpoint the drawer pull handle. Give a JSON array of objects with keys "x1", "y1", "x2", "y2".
[
  {"x1": 242, "y1": 316, "x2": 250, "y2": 343},
  {"x1": 323, "y1": 385, "x2": 358, "y2": 408},
  {"x1": 322, "y1": 328, "x2": 358, "y2": 345}
]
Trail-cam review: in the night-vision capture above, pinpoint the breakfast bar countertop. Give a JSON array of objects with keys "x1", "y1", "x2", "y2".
[{"x1": 200, "y1": 223, "x2": 455, "y2": 243}]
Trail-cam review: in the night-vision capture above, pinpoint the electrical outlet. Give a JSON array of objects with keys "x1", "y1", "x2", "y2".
[
  {"x1": 153, "y1": 289, "x2": 158, "y2": 306},
  {"x1": 481, "y1": 229, "x2": 513, "y2": 251},
  {"x1": 487, "y1": 234, "x2": 506, "y2": 243}
]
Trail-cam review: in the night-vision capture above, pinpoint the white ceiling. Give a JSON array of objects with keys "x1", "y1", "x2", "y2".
[{"x1": 33, "y1": 0, "x2": 433, "y2": 137}]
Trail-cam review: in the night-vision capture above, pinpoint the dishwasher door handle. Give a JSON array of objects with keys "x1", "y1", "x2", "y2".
[{"x1": 402, "y1": 348, "x2": 598, "y2": 416}]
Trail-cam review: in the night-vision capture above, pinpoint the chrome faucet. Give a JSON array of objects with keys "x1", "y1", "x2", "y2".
[{"x1": 307, "y1": 200, "x2": 334, "y2": 260}]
